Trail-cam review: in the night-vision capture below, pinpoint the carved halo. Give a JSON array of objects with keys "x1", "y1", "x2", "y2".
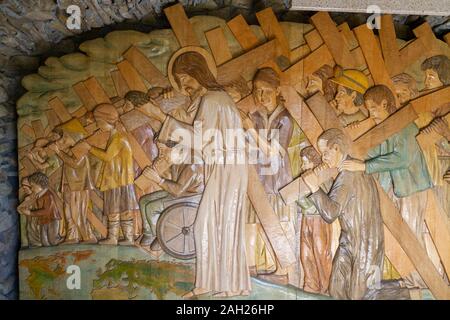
[{"x1": 167, "y1": 46, "x2": 218, "y2": 92}]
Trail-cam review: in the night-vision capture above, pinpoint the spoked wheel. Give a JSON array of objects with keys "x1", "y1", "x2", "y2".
[{"x1": 156, "y1": 202, "x2": 198, "y2": 260}]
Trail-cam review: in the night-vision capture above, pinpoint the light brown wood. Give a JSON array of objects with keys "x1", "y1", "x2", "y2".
[
  {"x1": 227, "y1": 14, "x2": 259, "y2": 51},
  {"x1": 86, "y1": 131, "x2": 110, "y2": 149},
  {"x1": 247, "y1": 165, "x2": 297, "y2": 268},
  {"x1": 125, "y1": 132, "x2": 152, "y2": 169},
  {"x1": 45, "y1": 109, "x2": 61, "y2": 129},
  {"x1": 345, "y1": 118, "x2": 376, "y2": 141},
  {"x1": 217, "y1": 39, "x2": 278, "y2": 85},
  {"x1": 380, "y1": 16, "x2": 440, "y2": 77},
  {"x1": 256, "y1": 8, "x2": 290, "y2": 60},
  {"x1": 48, "y1": 97, "x2": 72, "y2": 123},
  {"x1": 111, "y1": 69, "x2": 130, "y2": 98},
  {"x1": 123, "y1": 46, "x2": 169, "y2": 88},
  {"x1": 424, "y1": 189, "x2": 450, "y2": 277},
  {"x1": 352, "y1": 105, "x2": 418, "y2": 159},
  {"x1": 73, "y1": 81, "x2": 97, "y2": 111},
  {"x1": 306, "y1": 93, "x2": 342, "y2": 131},
  {"x1": 304, "y1": 29, "x2": 323, "y2": 51},
  {"x1": 71, "y1": 106, "x2": 88, "y2": 118},
  {"x1": 290, "y1": 44, "x2": 311, "y2": 63},
  {"x1": 205, "y1": 27, "x2": 233, "y2": 66},
  {"x1": 120, "y1": 109, "x2": 154, "y2": 132},
  {"x1": 353, "y1": 24, "x2": 399, "y2": 107},
  {"x1": 20, "y1": 156, "x2": 37, "y2": 177},
  {"x1": 83, "y1": 77, "x2": 111, "y2": 105},
  {"x1": 164, "y1": 3, "x2": 200, "y2": 47},
  {"x1": 280, "y1": 86, "x2": 323, "y2": 150},
  {"x1": 281, "y1": 44, "x2": 335, "y2": 86},
  {"x1": 383, "y1": 225, "x2": 416, "y2": 277},
  {"x1": 87, "y1": 208, "x2": 107, "y2": 238},
  {"x1": 117, "y1": 60, "x2": 147, "y2": 93},
  {"x1": 337, "y1": 22, "x2": 358, "y2": 50},
  {"x1": 21, "y1": 124, "x2": 35, "y2": 140},
  {"x1": 89, "y1": 190, "x2": 103, "y2": 211},
  {"x1": 376, "y1": 182, "x2": 450, "y2": 300},
  {"x1": 310, "y1": 11, "x2": 360, "y2": 69},
  {"x1": 31, "y1": 120, "x2": 45, "y2": 138},
  {"x1": 444, "y1": 33, "x2": 450, "y2": 46},
  {"x1": 410, "y1": 87, "x2": 450, "y2": 114}
]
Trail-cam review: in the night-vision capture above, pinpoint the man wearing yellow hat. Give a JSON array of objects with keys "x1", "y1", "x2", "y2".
[
  {"x1": 330, "y1": 68, "x2": 369, "y2": 126},
  {"x1": 49, "y1": 118, "x2": 97, "y2": 244}
]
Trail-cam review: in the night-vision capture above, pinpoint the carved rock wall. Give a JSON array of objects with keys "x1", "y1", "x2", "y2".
[{"x1": 0, "y1": 0, "x2": 448, "y2": 299}]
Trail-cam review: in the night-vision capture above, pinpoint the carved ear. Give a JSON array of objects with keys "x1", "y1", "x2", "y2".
[{"x1": 350, "y1": 90, "x2": 357, "y2": 101}]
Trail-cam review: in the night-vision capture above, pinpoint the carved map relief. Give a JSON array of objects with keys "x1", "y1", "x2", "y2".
[{"x1": 16, "y1": 3, "x2": 450, "y2": 300}]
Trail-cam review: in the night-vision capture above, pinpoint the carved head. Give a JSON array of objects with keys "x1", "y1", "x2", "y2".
[
  {"x1": 300, "y1": 146, "x2": 322, "y2": 171},
  {"x1": 392, "y1": 73, "x2": 418, "y2": 105},
  {"x1": 124, "y1": 90, "x2": 149, "y2": 111},
  {"x1": 172, "y1": 51, "x2": 222, "y2": 97},
  {"x1": 331, "y1": 68, "x2": 367, "y2": 114},
  {"x1": 317, "y1": 128, "x2": 350, "y2": 168},
  {"x1": 28, "y1": 171, "x2": 49, "y2": 194},
  {"x1": 306, "y1": 65, "x2": 336, "y2": 101},
  {"x1": 93, "y1": 103, "x2": 119, "y2": 131},
  {"x1": 224, "y1": 77, "x2": 251, "y2": 103},
  {"x1": 364, "y1": 85, "x2": 396, "y2": 124},
  {"x1": 252, "y1": 67, "x2": 281, "y2": 113},
  {"x1": 421, "y1": 55, "x2": 450, "y2": 90}
]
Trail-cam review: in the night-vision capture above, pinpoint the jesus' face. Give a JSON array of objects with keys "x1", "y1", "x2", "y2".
[{"x1": 175, "y1": 73, "x2": 202, "y2": 97}]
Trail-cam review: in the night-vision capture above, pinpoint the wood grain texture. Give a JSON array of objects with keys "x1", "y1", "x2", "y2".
[
  {"x1": 117, "y1": 60, "x2": 147, "y2": 93},
  {"x1": 410, "y1": 87, "x2": 450, "y2": 114},
  {"x1": 164, "y1": 3, "x2": 199, "y2": 47},
  {"x1": 310, "y1": 11, "x2": 360, "y2": 69},
  {"x1": 205, "y1": 27, "x2": 233, "y2": 66},
  {"x1": 227, "y1": 14, "x2": 259, "y2": 51},
  {"x1": 306, "y1": 92, "x2": 341, "y2": 131},
  {"x1": 353, "y1": 24, "x2": 399, "y2": 107},
  {"x1": 31, "y1": 120, "x2": 44, "y2": 138},
  {"x1": 83, "y1": 77, "x2": 111, "y2": 105},
  {"x1": 73, "y1": 81, "x2": 97, "y2": 111},
  {"x1": 256, "y1": 8, "x2": 290, "y2": 59},
  {"x1": 304, "y1": 29, "x2": 323, "y2": 51},
  {"x1": 217, "y1": 39, "x2": 277, "y2": 84},
  {"x1": 48, "y1": 97, "x2": 72, "y2": 123},
  {"x1": 123, "y1": 46, "x2": 169, "y2": 87},
  {"x1": 111, "y1": 69, "x2": 130, "y2": 98}
]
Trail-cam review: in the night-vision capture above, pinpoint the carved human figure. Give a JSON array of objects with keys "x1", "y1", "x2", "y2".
[
  {"x1": 305, "y1": 64, "x2": 337, "y2": 102},
  {"x1": 171, "y1": 51, "x2": 250, "y2": 298},
  {"x1": 248, "y1": 67, "x2": 300, "y2": 286},
  {"x1": 303, "y1": 129, "x2": 384, "y2": 300},
  {"x1": 138, "y1": 118, "x2": 204, "y2": 252},
  {"x1": 17, "y1": 172, "x2": 63, "y2": 247},
  {"x1": 18, "y1": 177, "x2": 41, "y2": 247},
  {"x1": 49, "y1": 119, "x2": 97, "y2": 244},
  {"x1": 297, "y1": 146, "x2": 332, "y2": 295},
  {"x1": 421, "y1": 55, "x2": 450, "y2": 90},
  {"x1": 330, "y1": 68, "x2": 369, "y2": 127},
  {"x1": 391, "y1": 73, "x2": 419, "y2": 105},
  {"x1": 86, "y1": 103, "x2": 139, "y2": 246},
  {"x1": 341, "y1": 85, "x2": 444, "y2": 287}
]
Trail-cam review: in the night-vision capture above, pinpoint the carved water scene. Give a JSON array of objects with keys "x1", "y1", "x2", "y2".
[{"x1": 16, "y1": 3, "x2": 450, "y2": 300}]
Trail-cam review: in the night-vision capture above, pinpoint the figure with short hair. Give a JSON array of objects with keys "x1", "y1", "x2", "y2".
[
  {"x1": 340, "y1": 85, "x2": 442, "y2": 287},
  {"x1": 18, "y1": 172, "x2": 63, "y2": 247},
  {"x1": 305, "y1": 64, "x2": 337, "y2": 102},
  {"x1": 391, "y1": 73, "x2": 419, "y2": 105},
  {"x1": 421, "y1": 55, "x2": 450, "y2": 89},
  {"x1": 303, "y1": 128, "x2": 384, "y2": 300},
  {"x1": 86, "y1": 103, "x2": 139, "y2": 246}
]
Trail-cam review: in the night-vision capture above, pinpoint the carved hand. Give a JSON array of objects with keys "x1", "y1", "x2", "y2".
[
  {"x1": 143, "y1": 166, "x2": 162, "y2": 184},
  {"x1": 339, "y1": 159, "x2": 366, "y2": 172}
]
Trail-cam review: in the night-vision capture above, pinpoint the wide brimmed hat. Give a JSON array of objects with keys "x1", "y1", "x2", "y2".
[{"x1": 167, "y1": 46, "x2": 217, "y2": 92}]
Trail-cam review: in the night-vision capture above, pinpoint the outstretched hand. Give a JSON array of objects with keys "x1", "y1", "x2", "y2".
[
  {"x1": 423, "y1": 117, "x2": 450, "y2": 140},
  {"x1": 339, "y1": 159, "x2": 366, "y2": 172}
]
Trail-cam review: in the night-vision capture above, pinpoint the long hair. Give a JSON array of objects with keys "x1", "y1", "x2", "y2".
[{"x1": 172, "y1": 52, "x2": 223, "y2": 91}]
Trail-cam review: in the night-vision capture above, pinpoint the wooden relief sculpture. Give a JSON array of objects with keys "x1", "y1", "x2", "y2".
[{"x1": 16, "y1": 3, "x2": 450, "y2": 300}]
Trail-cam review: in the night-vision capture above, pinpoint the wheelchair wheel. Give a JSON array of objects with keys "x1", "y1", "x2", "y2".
[{"x1": 156, "y1": 202, "x2": 198, "y2": 260}]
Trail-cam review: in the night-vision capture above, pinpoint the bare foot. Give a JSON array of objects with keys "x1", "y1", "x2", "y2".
[{"x1": 182, "y1": 288, "x2": 210, "y2": 299}]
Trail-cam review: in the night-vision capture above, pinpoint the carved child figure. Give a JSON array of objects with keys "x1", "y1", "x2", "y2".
[
  {"x1": 298, "y1": 146, "x2": 332, "y2": 295},
  {"x1": 49, "y1": 119, "x2": 97, "y2": 244},
  {"x1": 17, "y1": 172, "x2": 62, "y2": 247},
  {"x1": 85, "y1": 103, "x2": 139, "y2": 246}
]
